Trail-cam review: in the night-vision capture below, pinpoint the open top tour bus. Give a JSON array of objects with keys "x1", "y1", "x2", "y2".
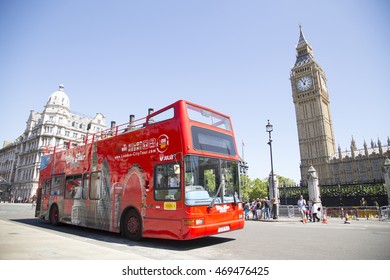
[{"x1": 35, "y1": 100, "x2": 244, "y2": 240}]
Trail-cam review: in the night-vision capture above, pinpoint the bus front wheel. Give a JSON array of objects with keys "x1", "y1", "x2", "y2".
[
  {"x1": 49, "y1": 205, "x2": 59, "y2": 226},
  {"x1": 122, "y1": 209, "x2": 142, "y2": 241}
]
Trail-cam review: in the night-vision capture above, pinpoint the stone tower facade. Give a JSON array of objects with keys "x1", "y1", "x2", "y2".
[
  {"x1": 290, "y1": 27, "x2": 336, "y2": 186},
  {"x1": 290, "y1": 27, "x2": 390, "y2": 186}
]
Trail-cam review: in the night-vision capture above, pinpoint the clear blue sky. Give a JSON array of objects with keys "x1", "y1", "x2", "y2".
[{"x1": 1, "y1": 0, "x2": 389, "y2": 183}]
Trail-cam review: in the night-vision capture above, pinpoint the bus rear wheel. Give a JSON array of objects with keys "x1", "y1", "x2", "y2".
[
  {"x1": 49, "y1": 205, "x2": 59, "y2": 226},
  {"x1": 122, "y1": 209, "x2": 142, "y2": 241}
]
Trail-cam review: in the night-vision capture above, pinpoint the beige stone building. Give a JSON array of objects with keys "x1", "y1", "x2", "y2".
[
  {"x1": 0, "y1": 85, "x2": 106, "y2": 201},
  {"x1": 290, "y1": 27, "x2": 389, "y2": 186}
]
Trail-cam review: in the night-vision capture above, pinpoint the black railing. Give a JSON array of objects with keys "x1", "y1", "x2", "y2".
[{"x1": 279, "y1": 183, "x2": 388, "y2": 207}]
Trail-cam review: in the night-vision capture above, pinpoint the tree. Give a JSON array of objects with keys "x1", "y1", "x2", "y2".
[
  {"x1": 240, "y1": 176, "x2": 268, "y2": 201},
  {"x1": 277, "y1": 175, "x2": 296, "y2": 187},
  {"x1": 240, "y1": 175, "x2": 251, "y2": 201},
  {"x1": 250, "y1": 178, "x2": 268, "y2": 200},
  {"x1": 241, "y1": 174, "x2": 297, "y2": 201}
]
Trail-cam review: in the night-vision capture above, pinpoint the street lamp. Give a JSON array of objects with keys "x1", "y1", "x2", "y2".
[{"x1": 266, "y1": 120, "x2": 278, "y2": 219}]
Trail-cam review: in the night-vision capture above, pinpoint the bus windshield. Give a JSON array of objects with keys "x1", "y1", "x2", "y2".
[
  {"x1": 184, "y1": 155, "x2": 240, "y2": 206},
  {"x1": 187, "y1": 104, "x2": 232, "y2": 131}
]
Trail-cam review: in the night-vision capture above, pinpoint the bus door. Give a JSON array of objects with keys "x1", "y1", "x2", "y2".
[
  {"x1": 48, "y1": 175, "x2": 65, "y2": 214},
  {"x1": 35, "y1": 188, "x2": 42, "y2": 213},
  {"x1": 145, "y1": 162, "x2": 183, "y2": 239},
  {"x1": 63, "y1": 175, "x2": 83, "y2": 224}
]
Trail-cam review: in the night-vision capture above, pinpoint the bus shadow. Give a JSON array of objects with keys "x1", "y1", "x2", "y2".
[{"x1": 11, "y1": 218, "x2": 235, "y2": 251}]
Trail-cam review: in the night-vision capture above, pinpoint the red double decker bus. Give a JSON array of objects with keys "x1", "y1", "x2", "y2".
[{"x1": 35, "y1": 100, "x2": 244, "y2": 240}]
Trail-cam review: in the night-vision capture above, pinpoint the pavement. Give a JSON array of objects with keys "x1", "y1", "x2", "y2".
[
  {"x1": 1, "y1": 203, "x2": 390, "y2": 261},
  {"x1": 247, "y1": 216, "x2": 390, "y2": 223}
]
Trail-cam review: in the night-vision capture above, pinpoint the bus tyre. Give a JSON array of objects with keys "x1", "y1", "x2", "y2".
[
  {"x1": 122, "y1": 209, "x2": 142, "y2": 241},
  {"x1": 49, "y1": 205, "x2": 59, "y2": 226}
]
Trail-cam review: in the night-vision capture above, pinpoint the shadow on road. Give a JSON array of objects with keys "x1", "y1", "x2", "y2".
[{"x1": 10, "y1": 218, "x2": 235, "y2": 251}]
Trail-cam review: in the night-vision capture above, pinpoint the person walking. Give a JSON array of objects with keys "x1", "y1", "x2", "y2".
[
  {"x1": 255, "y1": 199, "x2": 262, "y2": 220},
  {"x1": 306, "y1": 200, "x2": 313, "y2": 222},
  {"x1": 244, "y1": 201, "x2": 251, "y2": 220},
  {"x1": 297, "y1": 195, "x2": 307, "y2": 223},
  {"x1": 311, "y1": 201, "x2": 321, "y2": 222},
  {"x1": 31, "y1": 195, "x2": 37, "y2": 209},
  {"x1": 360, "y1": 197, "x2": 368, "y2": 220},
  {"x1": 341, "y1": 207, "x2": 350, "y2": 224},
  {"x1": 251, "y1": 200, "x2": 258, "y2": 220},
  {"x1": 264, "y1": 197, "x2": 271, "y2": 220}
]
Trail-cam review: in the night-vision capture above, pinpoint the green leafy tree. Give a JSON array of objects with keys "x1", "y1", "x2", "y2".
[
  {"x1": 250, "y1": 178, "x2": 268, "y2": 200},
  {"x1": 241, "y1": 174, "x2": 298, "y2": 201},
  {"x1": 240, "y1": 176, "x2": 268, "y2": 201},
  {"x1": 240, "y1": 175, "x2": 252, "y2": 201},
  {"x1": 277, "y1": 175, "x2": 296, "y2": 187}
]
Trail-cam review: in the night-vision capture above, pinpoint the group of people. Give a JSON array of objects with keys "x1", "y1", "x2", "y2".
[
  {"x1": 244, "y1": 197, "x2": 272, "y2": 220},
  {"x1": 244, "y1": 195, "x2": 322, "y2": 222},
  {"x1": 9, "y1": 196, "x2": 30, "y2": 203},
  {"x1": 297, "y1": 195, "x2": 321, "y2": 223}
]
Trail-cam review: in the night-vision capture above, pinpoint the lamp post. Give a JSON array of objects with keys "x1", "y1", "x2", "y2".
[{"x1": 266, "y1": 120, "x2": 278, "y2": 219}]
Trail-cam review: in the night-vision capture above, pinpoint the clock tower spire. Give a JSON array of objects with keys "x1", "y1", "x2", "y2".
[
  {"x1": 290, "y1": 26, "x2": 336, "y2": 186},
  {"x1": 296, "y1": 25, "x2": 314, "y2": 60}
]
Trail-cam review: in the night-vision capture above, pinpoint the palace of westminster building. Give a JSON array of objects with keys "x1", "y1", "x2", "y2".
[
  {"x1": 291, "y1": 27, "x2": 389, "y2": 186},
  {"x1": 1, "y1": 27, "x2": 389, "y2": 200}
]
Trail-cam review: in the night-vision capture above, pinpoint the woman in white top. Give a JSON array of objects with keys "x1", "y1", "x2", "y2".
[
  {"x1": 297, "y1": 195, "x2": 307, "y2": 223},
  {"x1": 311, "y1": 201, "x2": 321, "y2": 222}
]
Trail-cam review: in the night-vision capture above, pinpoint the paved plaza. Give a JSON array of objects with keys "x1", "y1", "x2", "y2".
[{"x1": 1, "y1": 203, "x2": 389, "y2": 260}]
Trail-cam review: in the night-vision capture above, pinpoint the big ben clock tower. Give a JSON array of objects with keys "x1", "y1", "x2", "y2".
[{"x1": 291, "y1": 26, "x2": 336, "y2": 186}]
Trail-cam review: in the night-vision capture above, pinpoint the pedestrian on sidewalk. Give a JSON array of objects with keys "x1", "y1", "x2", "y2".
[
  {"x1": 244, "y1": 201, "x2": 251, "y2": 220},
  {"x1": 297, "y1": 195, "x2": 307, "y2": 223},
  {"x1": 306, "y1": 200, "x2": 313, "y2": 222},
  {"x1": 341, "y1": 207, "x2": 350, "y2": 224},
  {"x1": 251, "y1": 200, "x2": 258, "y2": 220},
  {"x1": 31, "y1": 195, "x2": 37, "y2": 209},
  {"x1": 360, "y1": 197, "x2": 368, "y2": 220},
  {"x1": 264, "y1": 197, "x2": 271, "y2": 219},
  {"x1": 255, "y1": 199, "x2": 262, "y2": 220},
  {"x1": 311, "y1": 201, "x2": 321, "y2": 222}
]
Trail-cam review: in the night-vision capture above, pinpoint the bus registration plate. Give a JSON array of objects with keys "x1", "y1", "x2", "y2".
[{"x1": 218, "y1": 225, "x2": 230, "y2": 233}]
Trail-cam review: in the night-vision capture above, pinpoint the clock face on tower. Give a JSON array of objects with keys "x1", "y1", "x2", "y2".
[{"x1": 296, "y1": 76, "x2": 313, "y2": 91}]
